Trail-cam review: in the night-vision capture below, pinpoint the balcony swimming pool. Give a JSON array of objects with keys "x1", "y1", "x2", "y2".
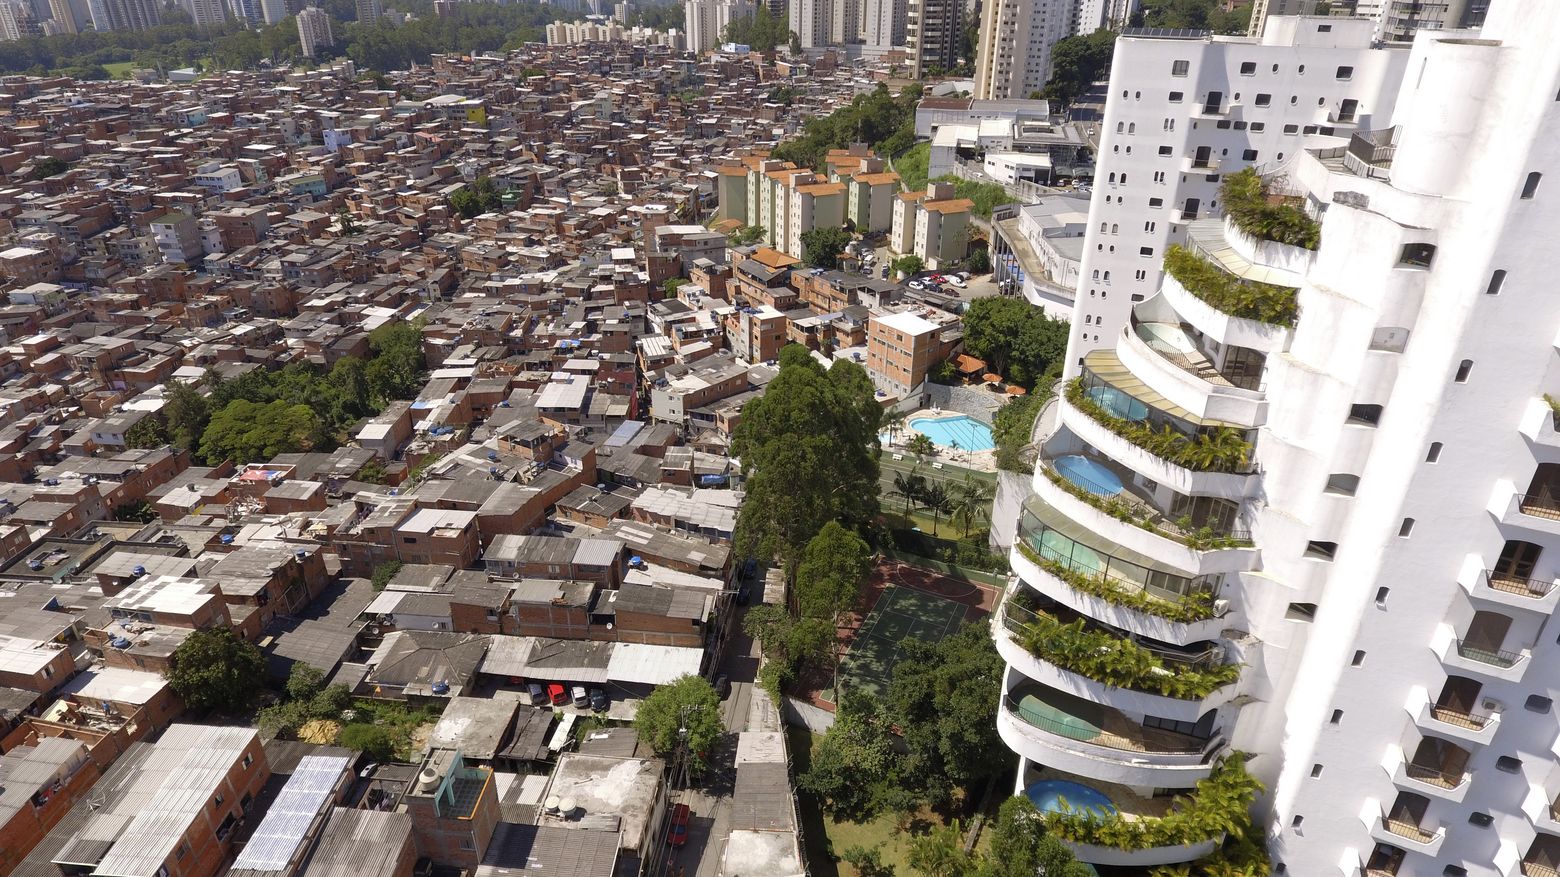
[
  {"x1": 1053, "y1": 455, "x2": 1124, "y2": 497},
  {"x1": 1024, "y1": 778, "x2": 1118, "y2": 818},
  {"x1": 907, "y1": 414, "x2": 995, "y2": 452}
]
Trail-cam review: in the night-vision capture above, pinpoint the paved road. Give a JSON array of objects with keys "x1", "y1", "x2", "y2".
[{"x1": 671, "y1": 600, "x2": 765, "y2": 877}]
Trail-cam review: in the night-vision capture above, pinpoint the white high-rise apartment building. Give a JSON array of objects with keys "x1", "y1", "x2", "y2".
[
  {"x1": 189, "y1": 0, "x2": 225, "y2": 27},
  {"x1": 297, "y1": 6, "x2": 332, "y2": 56},
  {"x1": 355, "y1": 0, "x2": 380, "y2": 24},
  {"x1": 863, "y1": 0, "x2": 904, "y2": 49},
  {"x1": 1065, "y1": 17, "x2": 1409, "y2": 367},
  {"x1": 905, "y1": 0, "x2": 960, "y2": 76},
  {"x1": 971, "y1": 0, "x2": 1075, "y2": 101},
  {"x1": 1074, "y1": 0, "x2": 1135, "y2": 34},
  {"x1": 686, "y1": 0, "x2": 752, "y2": 52},
  {"x1": 993, "y1": 4, "x2": 1560, "y2": 876},
  {"x1": 0, "y1": 0, "x2": 38, "y2": 38},
  {"x1": 259, "y1": 0, "x2": 285, "y2": 24},
  {"x1": 830, "y1": 0, "x2": 859, "y2": 45},
  {"x1": 790, "y1": 0, "x2": 830, "y2": 48}
]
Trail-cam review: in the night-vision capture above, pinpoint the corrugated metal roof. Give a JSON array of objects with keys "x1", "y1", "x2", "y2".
[
  {"x1": 300, "y1": 809, "x2": 412, "y2": 877},
  {"x1": 227, "y1": 755, "x2": 349, "y2": 877},
  {"x1": 477, "y1": 822, "x2": 618, "y2": 877},
  {"x1": 605, "y1": 643, "x2": 702, "y2": 686}
]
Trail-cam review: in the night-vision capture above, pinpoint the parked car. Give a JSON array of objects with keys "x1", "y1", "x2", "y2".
[
  {"x1": 954, "y1": 271, "x2": 970, "y2": 281},
  {"x1": 571, "y1": 685, "x2": 590, "y2": 708},
  {"x1": 880, "y1": 265, "x2": 890, "y2": 278},
  {"x1": 547, "y1": 683, "x2": 569, "y2": 706},
  {"x1": 667, "y1": 804, "x2": 692, "y2": 847},
  {"x1": 589, "y1": 688, "x2": 609, "y2": 711},
  {"x1": 714, "y1": 674, "x2": 731, "y2": 699},
  {"x1": 908, "y1": 279, "x2": 927, "y2": 290},
  {"x1": 943, "y1": 275, "x2": 967, "y2": 288},
  {"x1": 736, "y1": 581, "x2": 751, "y2": 606},
  {"x1": 527, "y1": 682, "x2": 546, "y2": 704},
  {"x1": 742, "y1": 558, "x2": 758, "y2": 580}
]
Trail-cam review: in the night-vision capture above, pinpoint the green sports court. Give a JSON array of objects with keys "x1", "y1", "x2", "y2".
[{"x1": 837, "y1": 584, "x2": 970, "y2": 698}]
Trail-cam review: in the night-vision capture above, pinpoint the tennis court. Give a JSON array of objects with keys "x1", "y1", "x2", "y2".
[{"x1": 837, "y1": 585, "x2": 969, "y2": 699}]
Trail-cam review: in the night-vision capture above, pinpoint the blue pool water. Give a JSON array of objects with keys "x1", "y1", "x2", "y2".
[
  {"x1": 1024, "y1": 779, "x2": 1119, "y2": 818},
  {"x1": 1053, "y1": 455, "x2": 1124, "y2": 497},
  {"x1": 908, "y1": 415, "x2": 996, "y2": 451}
]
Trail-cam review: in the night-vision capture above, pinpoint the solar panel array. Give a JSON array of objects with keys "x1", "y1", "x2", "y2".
[{"x1": 228, "y1": 755, "x2": 350, "y2": 874}]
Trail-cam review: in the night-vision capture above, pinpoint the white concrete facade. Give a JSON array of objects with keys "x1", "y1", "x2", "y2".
[
  {"x1": 863, "y1": 0, "x2": 905, "y2": 50},
  {"x1": 995, "y1": 3, "x2": 1560, "y2": 875},
  {"x1": 789, "y1": 0, "x2": 831, "y2": 48},
  {"x1": 1065, "y1": 16, "x2": 1410, "y2": 372}
]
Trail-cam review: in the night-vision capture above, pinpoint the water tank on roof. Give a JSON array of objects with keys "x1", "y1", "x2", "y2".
[
  {"x1": 431, "y1": 681, "x2": 450, "y2": 695},
  {"x1": 27, "y1": 559, "x2": 42, "y2": 571},
  {"x1": 487, "y1": 450, "x2": 499, "y2": 461},
  {"x1": 110, "y1": 636, "x2": 131, "y2": 649},
  {"x1": 220, "y1": 534, "x2": 234, "y2": 545},
  {"x1": 416, "y1": 767, "x2": 441, "y2": 794},
  {"x1": 559, "y1": 797, "x2": 578, "y2": 818},
  {"x1": 131, "y1": 565, "x2": 145, "y2": 577},
  {"x1": 295, "y1": 550, "x2": 308, "y2": 560}
]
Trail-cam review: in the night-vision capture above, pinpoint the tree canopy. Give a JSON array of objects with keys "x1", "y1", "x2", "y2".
[
  {"x1": 721, "y1": 4, "x2": 793, "y2": 54},
  {"x1": 800, "y1": 227, "x2": 852, "y2": 270},
  {"x1": 959, "y1": 296, "x2": 1069, "y2": 387},
  {"x1": 799, "y1": 695, "x2": 901, "y2": 820},
  {"x1": 771, "y1": 83, "x2": 922, "y2": 170},
  {"x1": 1042, "y1": 30, "x2": 1117, "y2": 107},
  {"x1": 633, "y1": 675, "x2": 724, "y2": 773},
  {"x1": 450, "y1": 176, "x2": 506, "y2": 219},
  {"x1": 794, "y1": 521, "x2": 871, "y2": 622},
  {"x1": 884, "y1": 621, "x2": 1008, "y2": 805},
  {"x1": 165, "y1": 628, "x2": 265, "y2": 715},
  {"x1": 731, "y1": 344, "x2": 881, "y2": 572}
]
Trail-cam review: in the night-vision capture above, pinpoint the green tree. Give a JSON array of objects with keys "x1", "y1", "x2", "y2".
[
  {"x1": 115, "y1": 501, "x2": 155, "y2": 523},
  {"x1": 906, "y1": 433, "x2": 936, "y2": 464},
  {"x1": 800, "y1": 227, "x2": 852, "y2": 270},
  {"x1": 124, "y1": 415, "x2": 169, "y2": 449},
  {"x1": 163, "y1": 381, "x2": 211, "y2": 451},
  {"x1": 199, "y1": 399, "x2": 321, "y2": 465},
  {"x1": 992, "y1": 391, "x2": 1045, "y2": 472},
  {"x1": 948, "y1": 476, "x2": 994, "y2": 538},
  {"x1": 722, "y1": 4, "x2": 791, "y2": 53},
  {"x1": 884, "y1": 622, "x2": 1006, "y2": 805},
  {"x1": 744, "y1": 604, "x2": 833, "y2": 698},
  {"x1": 920, "y1": 481, "x2": 951, "y2": 536},
  {"x1": 633, "y1": 675, "x2": 723, "y2": 773},
  {"x1": 371, "y1": 560, "x2": 403, "y2": 590},
  {"x1": 966, "y1": 247, "x2": 990, "y2": 274},
  {"x1": 27, "y1": 156, "x2": 68, "y2": 180},
  {"x1": 449, "y1": 176, "x2": 505, "y2": 218},
  {"x1": 285, "y1": 662, "x2": 326, "y2": 701},
  {"x1": 842, "y1": 846, "x2": 894, "y2": 877},
  {"x1": 339, "y1": 724, "x2": 395, "y2": 760},
  {"x1": 664, "y1": 278, "x2": 689, "y2": 297},
  {"x1": 981, "y1": 797, "x2": 1093, "y2": 877},
  {"x1": 1042, "y1": 30, "x2": 1117, "y2": 107},
  {"x1": 165, "y1": 628, "x2": 265, "y2": 715},
  {"x1": 794, "y1": 521, "x2": 871, "y2": 621},
  {"x1": 908, "y1": 822, "x2": 976, "y2": 877},
  {"x1": 889, "y1": 470, "x2": 927, "y2": 516},
  {"x1": 800, "y1": 697, "x2": 899, "y2": 819},
  {"x1": 728, "y1": 225, "x2": 766, "y2": 245},
  {"x1": 960, "y1": 296, "x2": 1069, "y2": 387},
  {"x1": 336, "y1": 209, "x2": 358, "y2": 236},
  {"x1": 731, "y1": 346, "x2": 881, "y2": 573},
  {"x1": 892, "y1": 254, "x2": 924, "y2": 277}
]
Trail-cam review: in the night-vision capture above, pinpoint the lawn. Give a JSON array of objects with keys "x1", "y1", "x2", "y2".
[
  {"x1": 790, "y1": 727, "x2": 995, "y2": 877},
  {"x1": 349, "y1": 699, "x2": 444, "y2": 760},
  {"x1": 102, "y1": 61, "x2": 136, "y2": 79}
]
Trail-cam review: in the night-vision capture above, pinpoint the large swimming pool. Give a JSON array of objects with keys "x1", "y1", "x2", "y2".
[
  {"x1": 908, "y1": 415, "x2": 996, "y2": 452},
  {"x1": 1024, "y1": 779, "x2": 1118, "y2": 818}
]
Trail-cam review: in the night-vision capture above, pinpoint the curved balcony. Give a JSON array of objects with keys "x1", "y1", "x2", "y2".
[
  {"x1": 1020, "y1": 763, "x2": 1226, "y2": 868},
  {"x1": 1012, "y1": 499, "x2": 1230, "y2": 643},
  {"x1": 992, "y1": 592, "x2": 1240, "y2": 723},
  {"x1": 1157, "y1": 271, "x2": 1290, "y2": 355},
  {"x1": 998, "y1": 681, "x2": 1222, "y2": 788},
  {"x1": 1059, "y1": 358, "x2": 1259, "y2": 500},
  {"x1": 1119, "y1": 318, "x2": 1266, "y2": 428},
  {"x1": 1032, "y1": 458, "x2": 1258, "y2": 578}
]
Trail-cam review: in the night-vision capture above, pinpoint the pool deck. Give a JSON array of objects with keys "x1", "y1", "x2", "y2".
[
  {"x1": 884, "y1": 408, "x2": 997, "y2": 472},
  {"x1": 1027, "y1": 764, "x2": 1177, "y2": 820}
]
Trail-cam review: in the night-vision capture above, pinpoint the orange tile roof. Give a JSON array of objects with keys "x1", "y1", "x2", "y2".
[
  {"x1": 797, "y1": 182, "x2": 845, "y2": 196},
  {"x1": 898, "y1": 191, "x2": 926, "y2": 202},
  {"x1": 752, "y1": 247, "x2": 801, "y2": 269},
  {"x1": 715, "y1": 166, "x2": 748, "y2": 177},
  {"x1": 710, "y1": 218, "x2": 744, "y2": 233},
  {"x1": 854, "y1": 172, "x2": 900, "y2": 185}
]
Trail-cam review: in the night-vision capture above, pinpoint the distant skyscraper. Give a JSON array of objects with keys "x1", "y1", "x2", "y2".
[
  {"x1": 297, "y1": 5, "x2": 332, "y2": 56},
  {"x1": 0, "y1": 0, "x2": 40, "y2": 39},
  {"x1": 863, "y1": 0, "x2": 905, "y2": 49},
  {"x1": 829, "y1": 0, "x2": 859, "y2": 43},
  {"x1": 355, "y1": 0, "x2": 380, "y2": 24},
  {"x1": 789, "y1": 0, "x2": 829, "y2": 47},
  {"x1": 905, "y1": 0, "x2": 959, "y2": 76},
  {"x1": 47, "y1": 0, "x2": 76, "y2": 32},
  {"x1": 188, "y1": 0, "x2": 225, "y2": 27},
  {"x1": 971, "y1": 0, "x2": 1073, "y2": 99},
  {"x1": 613, "y1": 0, "x2": 631, "y2": 22},
  {"x1": 259, "y1": 0, "x2": 286, "y2": 24},
  {"x1": 226, "y1": 0, "x2": 261, "y2": 22},
  {"x1": 87, "y1": 0, "x2": 158, "y2": 31}
]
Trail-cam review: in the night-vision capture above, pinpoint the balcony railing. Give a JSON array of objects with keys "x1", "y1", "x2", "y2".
[
  {"x1": 1454, "y1": 640, "x2": 1524, "y2": 669},
  {"x1": 1402, "y1": 762, "x2": 1467, "y2": 790},
  {"x1": 1483, "y1": 569, "x2": 1556, "y2": 599},
  {"x1": 1522, "y1": 863, "x2": 1560, "y2": 877},
  {"x1": 1037, "y1": 457, "x2": 1253, "y2": 551},
  {"x1": 1380, "y1": 815, "x2": 1437, "y2": 845},
  {"x1": 1427, "y1": 705, "x2": 1489, "y2": 731},
  {"x1": 1002, "y1": 694, "x2": 1215, "y2": 756},
  {"x1": 1519, "y1": 494, "x2": 1560, "y2": 521}
]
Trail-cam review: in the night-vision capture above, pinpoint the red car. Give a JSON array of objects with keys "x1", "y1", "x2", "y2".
[
  {"x1": 547, "y1": 683, "x2": 568, "y2": 706},
  {"x1": 667, "y1": 803, "x2": 692, "y2": 847}
]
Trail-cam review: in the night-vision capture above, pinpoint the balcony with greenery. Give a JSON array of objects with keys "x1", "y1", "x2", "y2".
[
  {"x1": 1037, "y1": 453, "x2": 1253, "y2": 552},
  {"x1": 1015, "y1": 500, "x2": 1219, "y2": 624},
  {"x1": 1002, "y1": 590, "x2": 1240, "y2": 700},
  {"x1": 1065, "y1": 376, "x2": 1255, "y2": 475},
  {"x1": 1040, "y1": 754, "x2": 1263, "y2": 854},
  {"x1": 1220, "y1": 167, "x2": 1321, "y2": 250},
  {"x1": 1163, "y1": 245, "x2": 1298, "y2": 328}
]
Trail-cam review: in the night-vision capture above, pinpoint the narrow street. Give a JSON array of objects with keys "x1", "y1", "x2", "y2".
[{"x1": 671, "y1": 597, "x2": 767, "y2": 877}]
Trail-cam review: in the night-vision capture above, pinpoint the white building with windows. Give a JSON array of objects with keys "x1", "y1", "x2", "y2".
[
  {"x1": 993, "y1": 4, "x2": 1560, "y2": 875},
  {"x1": 971, "y1": 0, "x2": 1075, "y2": 101},
  {"x1": 1066, "y1": 16, "x2": 1409, "y2": 367}
]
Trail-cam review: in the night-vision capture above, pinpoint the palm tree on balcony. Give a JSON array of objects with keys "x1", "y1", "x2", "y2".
[
  {"x1": 1179, "y1": 427, "x2": 1252, "y2": 473},
  {"x1": 949, "y1": 476, "x2": 995, "y2": 538}
]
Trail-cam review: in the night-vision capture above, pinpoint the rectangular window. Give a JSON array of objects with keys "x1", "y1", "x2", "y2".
[
  {"x1": 1255, "y1": 93, "x2": 1271, "y2": 107},
  {"x1": 1158, "y1": 145, "x2": 1172, "y2": 156},
  {"x1": 1172, "y1": 60, "x2": 1189, "y2": 77},
  {"x1": 1336, "y1": 65, "x2": 1353, "y2": 80},
  {"x1": 1168, "y1": 91, "x2": 1183, "y2": 102},
  {"x1": 1148, "y1": 197, "x2": 1163, "y2": 207},
  {"x1": 1239, "y1": 61, "x2": 1256, "y2": 75},
  {"x1": 1249, "y1": 122, "x2": 1265, "y2": 132},
  {"x1": 1139, "y1": 246, "x2": 1154, "y2": 256},
  {"x1": 1283, "y1": 123, "x2": 1299, "y2": 134}
]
